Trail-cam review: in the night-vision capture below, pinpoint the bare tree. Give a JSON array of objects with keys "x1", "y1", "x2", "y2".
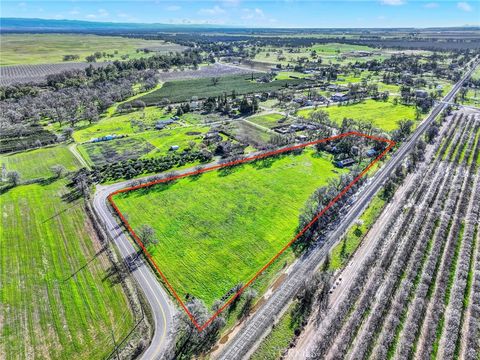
[
  {"x1": 6, "y1": 171, "x2": 20, "y2": 186},
  {"x1": 137, "y1": 225, "x2": 158, "y2": 246},
  {"x1": 51, "y1": 164, "x2": 66, "y2": 179}
]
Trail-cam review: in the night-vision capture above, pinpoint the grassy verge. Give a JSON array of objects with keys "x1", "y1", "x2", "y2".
[
  {"x1": 329, "y1": 194, "x2": 386, "y2": 270},
  {"x1": 250, "y1": 303, "x2": 298, "y2": 360}
]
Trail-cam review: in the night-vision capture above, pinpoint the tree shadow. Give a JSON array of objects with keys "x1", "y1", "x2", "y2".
[
  {"x1": 42, "y1": 202, "x2": 81, "y2": 223},
  {"x1": 63, "y1": 246, "x2": 107, "y2": 282},
  {"x1": 217, "y1": 163, "x2": 245, "y2": 177}
]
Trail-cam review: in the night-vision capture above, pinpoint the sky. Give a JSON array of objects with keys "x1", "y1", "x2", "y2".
[{"x1": 1, "y1": 0, "x2": 479, "y2": 28}]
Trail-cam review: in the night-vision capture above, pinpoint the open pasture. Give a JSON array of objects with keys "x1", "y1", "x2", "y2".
[
  {"x1": 0, "y1": 34, "x2": 184, "y2": 65},
  {"x1": 0, "y1": 146, "x2": 134, "y2": 359},
  {"x1": 112, "y1": 149, "x2": 345, "y2": 307},
  {"x1": 137, "y1": 74, "x2": 305, "y2": 105},
  {"x1": 1, "y1": 145, "x2": 81, "y2": 181},
  {"x1": 297, "y1": 99, "x2": 416, "y2": 132}
]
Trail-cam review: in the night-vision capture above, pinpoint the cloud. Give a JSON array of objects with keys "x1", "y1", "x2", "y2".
[
  {"x1": 98, "y1": 8, "x2": 109, "y2": 17},
  {"x1": 457, "y1": 2, "x2": 472, "y2": 11},
  {"x1": 198, "y1": 5, "x2": 226, "y2": 15},
  {"x1": 223, "y1": 0, "x2": 241, "y2": 6},
  {"x1": 380, "y1": 0, "x2": 405, "y2": 5},
  {"x1": 166, "y1": 5, "x2": 181, "y2": 11},
  {"x1": 423, "y1": 2, "x2": 439, "y2": 8},
  {"x1": 69, "y1": 8, "x2": 80, "y2": 15},
  {"x1": 85, "y1": 8, "x2": 109, "y2": 20},
  {"x1": 170, "y1": 18, "x2": 226, "y2": 25},
  {"x1": 241, "y1": 7, "x2": 265, "y2": 20}
]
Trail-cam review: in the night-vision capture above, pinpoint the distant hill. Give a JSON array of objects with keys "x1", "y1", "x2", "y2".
[{"x1": 0, "y1": 18, "x2": 227, "y2": 33}]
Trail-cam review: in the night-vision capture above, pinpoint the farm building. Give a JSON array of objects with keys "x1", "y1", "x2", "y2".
[
  {"x1": 366, "y1": 148, "x2": 378, "y2": 157},
  {"x1": 331, "y1": 93, "x2": 350, "y2": 102},
  {"x1": 90, "y1": 134, "x2": 124, "y2": 143},
  {"x1": 170, "y1": 145, "x2": 180, "y2": 151},
  {"x1": 335, "y1": 158, "x2": 355, "y2": 168},
  {"x1": 155, "y1": 119, "x2": 175, "y2": 130}
]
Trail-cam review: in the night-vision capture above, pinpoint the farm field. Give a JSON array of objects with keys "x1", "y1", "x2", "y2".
[
  {"x1": 0, "y1": 62, "x2": 108, "y2": 86},
  {"x1": 72, "y1": 107, "x2": 172, "y2": 143},
  {"x1": 297, "y1": 99, "x2": 417, "y2": 131},
  {"x1": 254, "y1": 43, "x2": 384, "y2": 66},
  {"x1": 76, "y1": 125, "x2": 211, "y2": 167},
  {"x1": 0, "y1": 145, "x2": 81, "y2": 181},
  {"x1": 0, "y1": 146, "x2": 134, "y2": 359},
  {"x1": 306, "y1": 110, "x2": 480, "y2": 360},
  {"x1": 112, "y1": 149, "x2": 346, "y2": 307},
  {"x1": 136, "y1": 74, "x2": 305, "y2": 105},
  {"x1": 0, "y1": 34, "x2": 184, "y2": 65},
  {"x1": 248, "y1": 113, "x2": 288, "y2": 128}
]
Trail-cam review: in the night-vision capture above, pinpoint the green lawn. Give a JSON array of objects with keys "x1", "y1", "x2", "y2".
[
  {"x1": 0, "y1": 148, "x2": 134, "y2": 359},
  {"x1": 0, "y1": 145, "x2": 81, "y2": 181},
  {"x1": 1, "y1": 34, "x2": 183, "y2": 65},
  {"x1": 248, "y1": 113, "x2": 288, "y2": 129},
  {"x1": 112, "y1": 149, "x2": 345, "y2": 306},
  {"x1": 137, "y1": 74, "x2": 305, "y2": 105},
  {"x1": 297, "y1": 99, "x2": 416, "y2": 132}
]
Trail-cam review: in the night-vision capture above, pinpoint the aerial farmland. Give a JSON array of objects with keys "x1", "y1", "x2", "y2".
[{"x1": 1, "y1": 9, "x2": 479, "y2": 360}]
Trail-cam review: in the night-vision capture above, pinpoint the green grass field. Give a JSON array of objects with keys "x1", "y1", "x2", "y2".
[
  {"x1": 297, "y1": 99, "x2": 416, "y2": 131},
  {"x1": 0, "y1": 147, "x2": 134, "y2": 359},
  {"x1": 72, "y1": 107, "x2": 173, "y2": 143},
  {"x1": 275, "y1": 71, "x2": 311, "y2": 80},
  {"x1": 248, "y1": 113, "x2": 288, "y2": 129},
  {"x1": 78, "y1": 137, "x2": 155, "y2": 166},
  {"x1": 254, "y1": 43, "x2": 379, "y2": 66},
  {"x1": 1, "y1": 34, "x2": 183, "y2": 65},
  {"x1": 113, "y1": 149, "x2": 345, "y2": 306},
  {"x1": 137, "y1": 74, "x2": 305, "y2": 105},
  {"x1": 0, "y1": 145, "x2": 81, "y2": 181}
]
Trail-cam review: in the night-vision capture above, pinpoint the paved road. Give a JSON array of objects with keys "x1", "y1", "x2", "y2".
[
  {"x1": 93, "y1": 184, "x2": 175, "y2": 360},
  {"x1": 216, "y1": 59, "x2": 479, "y2": 360}
]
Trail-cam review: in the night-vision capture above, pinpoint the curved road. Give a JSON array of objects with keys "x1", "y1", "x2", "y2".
[{"x1": 93, "y1": 183, "x2": 175, "y2": 360}]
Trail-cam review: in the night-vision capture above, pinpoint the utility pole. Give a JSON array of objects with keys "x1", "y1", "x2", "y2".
[{"x1": 111, "y1": 327, "x2": 120, "y2": 360}]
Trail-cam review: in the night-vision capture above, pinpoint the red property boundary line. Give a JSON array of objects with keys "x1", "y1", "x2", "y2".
[{"x1": 107, "y1": 131, "x2": 395, "y2": 331}]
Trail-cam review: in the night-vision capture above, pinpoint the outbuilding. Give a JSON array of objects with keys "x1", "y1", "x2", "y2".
[{"x1": 335, "y1": 158, "x2": 355, "y2": 168}]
